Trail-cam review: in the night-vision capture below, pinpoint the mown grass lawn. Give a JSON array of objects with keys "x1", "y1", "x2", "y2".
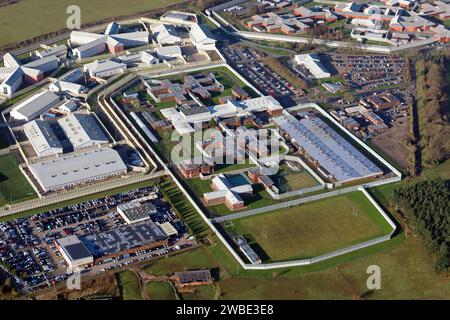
[
  {"x1": 227, "y1": 191, "x2": 393, "y2": 261},
  {"x1": 0, "y1": 155, "x2": 36, "y2": 207}
]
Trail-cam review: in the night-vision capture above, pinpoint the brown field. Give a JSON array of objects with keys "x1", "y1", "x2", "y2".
[{"x1": 371, "y1": 117, "x2": 410, "y2": 169}]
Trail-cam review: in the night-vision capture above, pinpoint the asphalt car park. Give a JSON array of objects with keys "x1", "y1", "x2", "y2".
[
  {"x1": 0, "y1": 185, "x2": 192, "y2": 293},
  {"x1": 223, "y1": 46, "x2": 303, "y2": 105},
  {"x1": 330, "y1": 54, "x2": 406, "y2": 90}
]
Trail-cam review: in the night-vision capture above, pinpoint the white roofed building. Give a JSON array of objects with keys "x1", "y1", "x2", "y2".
[
  {"x1": 9, "y1": 90, "x2": 60, "y2": 122},
  {"x1": 29, "y1": 148, "x2": 127, "y2": 192},
  {"x1": 203, "y1": 174, "x2": 252, "y2": 210},
  {"x1": 57, "y1": 113, "x2": 109, "y2": 149},
  {"x1": 1, "y1": 52, "x2": 59, "y2": 97},
  {"x1": 23, "y1": 120, "x2": 68, "y2": 157},
  {"x1": 155, "y1": 45, "x2": 183, "y2": 61},
  {"x1": 189, "y1": 24, "x2": 216, "y2": 51},
  {"x1": 150, "y1": 24, "x2": 182, "y2": 45},
  {"x1": 294, "y1": 54, "x2": 331, "y2": 79},
  {"x1": 83, "y1": 59, "x2": 126, "y2": 78},
  {"x1": 70, "y1": 22, "x2": 149, "y2": 59},
  {"x1": 36, "y1": 45, "x2": 67, "y2": 59}
]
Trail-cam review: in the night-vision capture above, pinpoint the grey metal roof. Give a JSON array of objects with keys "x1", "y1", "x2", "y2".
[
  {"x1": 23, "y1": 55, "x2": 58, "y2": 69},
  {"x1": 273, "y1": 113, "x2": 383, "y2": 182},
  {"x1": 74, "y1": 113, "x2": 109, "y2": 142},
  {"x1": 33, "y1": 120, "x2": 68, "y2": 149},
  {"x1": 105, "y1": 22, "x2": 121, "y2": 35},
  {"x1": 29, "y1": 148, "x2": 127, "y2": 191},
  {"x1": 37, "y1": 45, "x2": 67, "y2": 58},
  {"x1": 11, "y1": 90, "x2": 60, "y2": 120},
  {"x1": 2, "y1": 67, "x2": 22, "y2": 86},
  {"x1": 57, "y1": 236, "x2": 93, "y2": 262},
  {"x1": 179, "y1": 104, "x2": 210, "y2": 116}
]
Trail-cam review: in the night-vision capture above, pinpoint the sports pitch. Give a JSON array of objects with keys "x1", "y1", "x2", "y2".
[{"x1": 226, "y1": 191, "x2": 394, "y2": 262}]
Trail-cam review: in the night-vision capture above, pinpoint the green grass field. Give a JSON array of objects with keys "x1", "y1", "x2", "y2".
[
  {"x1": 271, "y1": 164, "x2": 319, "y2": 192},
  {"x1": 0, "y1": 155, "x2": 36, "y2": 207},
  {"x1": 144, "y1": 247, "x2": 220, "y2": 277},
  {"x1": 0, "y1": 0, "x2": 187, "y2": 46},
  {"x1": 227, "y1": 191, "x2": 393, "y2": 261},
  {"x1": 146, "y1": 281, "x2": 176, "y2": 300},
  {"x1": 117, "y1": 270, "x2": 142, "y2": 300}
]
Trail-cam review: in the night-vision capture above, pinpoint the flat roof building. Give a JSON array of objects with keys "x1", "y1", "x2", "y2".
[
  {"x1": 23, "y1": 119, "x2": 70, "y2": 157},
  {"x1": 57, "y1": 113, "x2": 109, "y2": 149},
  {"x1": 29, "y1": 148, "x2": 127, "y2": 192},
  {"x1": 80, "y1": 220, "x2": 167, "y2": 261},
  {"x1": 117, "y1": 199, "x2": 156, "y2": 224},
  {"x1": 56, "y1": 235, "x2": 94, "y2": 269}
]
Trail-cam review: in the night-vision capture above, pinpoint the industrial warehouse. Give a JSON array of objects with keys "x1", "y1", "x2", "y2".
[
  {"x1": 9, "y1": 90, "x2": 61, "y2": 122},
  {"x1": 24, "y1": 113, "x2": 110, "y2": 157},
  {"x1": 273, "y1": 112, "x2": 383, "y2": 183},
  {"x1": 28, "y1": 148, "x2": 128, "y2": 192}
]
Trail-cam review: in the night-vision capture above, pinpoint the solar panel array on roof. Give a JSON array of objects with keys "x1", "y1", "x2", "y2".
[
  {"x1": 80, "y1": 220, "x2": 167, "y2": 258},
  {"x1": 273, "y1": 113, "x2": 383, "y2": 182}
]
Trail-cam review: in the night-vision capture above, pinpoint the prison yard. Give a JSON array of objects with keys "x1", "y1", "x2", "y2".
[{"x1": 222, "y1": 191, "x2": 393, "y2": 262}]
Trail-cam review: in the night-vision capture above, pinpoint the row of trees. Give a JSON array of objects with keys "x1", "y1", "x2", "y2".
[
  {"x1": 261, "y1": 56, "x2": 309, "y2": 90},
  {"x1": 392, "y1": 178, "x2": 449, "y2": 272},
  {"x1": 417, "y1": 52, "x2": 450, "y2": 166}
]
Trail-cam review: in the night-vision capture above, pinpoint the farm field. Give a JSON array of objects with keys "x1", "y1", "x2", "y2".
[
  {"x1": 0, "y1": 155, "x2": 36, "y2": 207},
  {"x1": 0, "y1": 0, "x2": 187, "y2": 46},
  {"x1": 226, "y1": 191, "x2": 393, "y2": 262}
]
